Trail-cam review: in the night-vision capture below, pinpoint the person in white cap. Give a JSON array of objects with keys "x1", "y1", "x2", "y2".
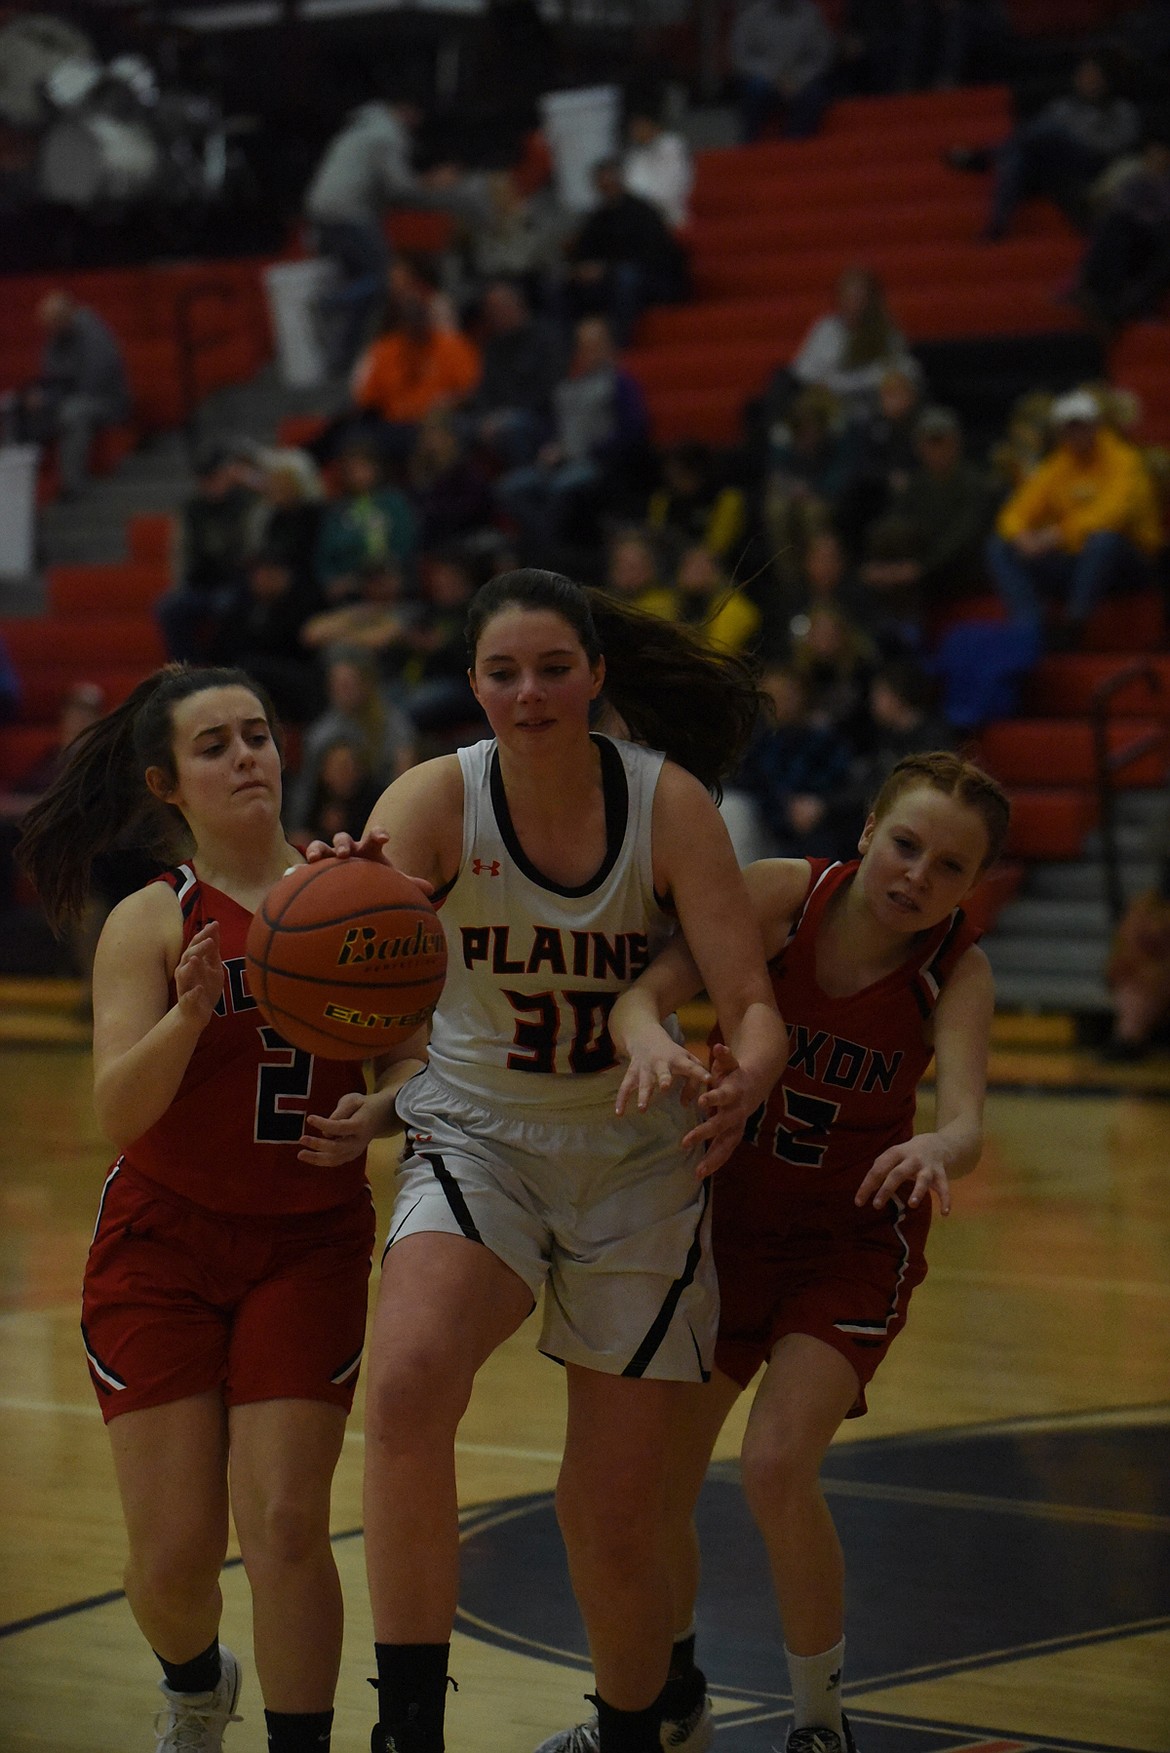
[{"x1": 985, "y1": 388, "x2": 1162, "y2": 646}]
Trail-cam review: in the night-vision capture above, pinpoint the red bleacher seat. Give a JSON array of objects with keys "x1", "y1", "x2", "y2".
[{"x1": 1003, "y1": 789, "x2": 1099, "y2": 860}]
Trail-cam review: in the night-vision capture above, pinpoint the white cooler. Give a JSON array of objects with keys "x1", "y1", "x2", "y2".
[
  {"x1": 539, "y1": 86, "x2": 621, "y2": 213},
  {"x1": 263, "y1": 258, "x2": 337, "y2": 388},
  {"x1": 0, "y1": 444, "x2": 40, "y2": 580}
]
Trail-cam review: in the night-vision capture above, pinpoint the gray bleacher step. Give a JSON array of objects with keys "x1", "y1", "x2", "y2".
[
  {"x1": 992, "y1": 897, "x2": 1112, "y2": 938},
  {"x1": 1026, "y1": 860, "x2": 1159, "y2": 902},
  {"x1": 1081, "y1": 823, "x2": 1162, "y2": 860},
  {"x1": 992, "y1": 971, "x2": 1112, "y2": 1012},
  {"x1": 984, "y1": 936, "x2": 1108, "y2": 977}
]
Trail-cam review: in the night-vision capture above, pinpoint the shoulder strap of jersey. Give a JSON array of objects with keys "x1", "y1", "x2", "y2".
[
  {"x1": 910, "y1": 906, "x2": 981, "y2": 1016},
  {"x1": 784, "y1": 859, "x2": 849, "y2": 948},
  {"x1": 150, "y1": 863, "x2": 200, "y2": 919}
]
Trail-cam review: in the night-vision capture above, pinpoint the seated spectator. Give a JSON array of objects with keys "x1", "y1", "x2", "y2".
[
  {"x1": 315, "y1": 440, "x2": 418, "y2": 604},
  {"x1": 720, "y1": 663, "x2": 856, "y2": 866},
  {"x1": 786, "y1": 267, "x2": 913, "y2": 421},
  {"x1": 893, "y1": 0, "x2": 1010, "y2": 93},
  {"x1": 350, "y1": 289, "x2": 481, "y2": 461},
  {"x1": 156, "y1": 442, "x2": 260, "y2": 662},
  {"x1": 1072, "y1": 130, "x2": 1170, "y2": 331},
  {"x1": 622, "y1": 92, "x2": 694, "y2": 228},
  {"x1": 495, "y1": 317, "x2": 650, "y2": 560},
  {"x1": 460, "y1": 280, "x2": 563, "y2": 468},
  {"x1": 297, "y1": 736, "x2": 386, "y2": 846},
  {"x1": 834, "y1": 359, "x2": 925, "y2": 552},
  {"x1": 789, "y1": 600, "x2": 877, "y2": 740},
  {"x1": 7, "y1": 291, "x2": 130, "y2": 500},
  {"x1": 210, "y1": 547, "x2": 325, "y2": 724},
  {"x1": 986, "y1": 388, "x2": 1162, "y2": 646},
  {"x1": 987, "y1": 389, "x2": 1054, "y2": 499},
  {"x1": 400, "y1": 545, "x2": 486, "y2": 741},
  {"x1": 836, "y1": 653, "x2": 956, "y2": 843},
  {"x1": 245, "y1": 449, "x2": 325, "y2": 591},
  {"x1": 729, "y1": 0, "x2": 837, "y2": 142},
  {"x1": 406, "y1": 413, "x2": 495, "y2": 549},
  {"x1": 453, "y1": 170, "x2": 568, "y2": 307},
  {"x1": 758, "y1": 385, "x2": 853, "y2": 595},
  {"x1": 604, "y1": 527, "x2": 674, "y2": 613},
  {"x1": 300, "y1": 556, "x2": 423, "y2": 702},
  {"x1": 646, "y1": 442, "x2": 747, "y2": 563},
  {"x1": 660, "y1": 543, "x2": 763, "y2": 655},
  {"x1": 1103, "y1": 858, "x2": 1170, "y2": 1059},
  {"x1": 561, "y1": 157, "x2": 691, "y2": 346},
  {"x1": 951, "y1": 54, "x2": 1141, "y2": 240},
  {"x1": 285, "y1": 644, "x2": 415, "y2": 833},
  {"x1": 859, "y1": 405, "x2": 994, "y2": 632}
]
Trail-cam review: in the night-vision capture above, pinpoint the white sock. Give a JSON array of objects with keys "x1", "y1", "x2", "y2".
[{"x1": 785, "y1": 1638, "x2": 845, "y2": 1735}]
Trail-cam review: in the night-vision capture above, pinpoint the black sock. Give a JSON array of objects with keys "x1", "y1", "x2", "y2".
[
  {"x1": 668, "y1": 1631, "x2": 697, "y2": 1685},
  {"x1": 266, "y1": 1709, "x2": 333, "y2": 1752},
  {"x1": 595, "y1": 1694, "x2": 663, "y2": 1753},
  {"x1": 373, "y1": 1643, "x2": 450, "y2": 1749},
  {"x1": 155, "y1": 1639, "x2": 221, "y2": 1694},
  {"x1": 661, "y1": 1633, "x2": 705, "y2": 1718}
]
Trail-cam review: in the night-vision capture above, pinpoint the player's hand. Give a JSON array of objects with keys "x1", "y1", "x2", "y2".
[
  {"x1": 855, "y1": 1135, "x2": 953, "y2": 1214},
  {"x1": 298, "y1": 1091, "x2": 381, "y2": 1167},
  {"x1": 173, "y1": 920, "x2": 222, "y2": 1029},
  {"x1": 615, "y1": 1020, "x2": 709, "y2": 1118},
  {"x1": 303, "y1": 827, "x2": 434, "y2": 896},
  {"x1": 685, "y1": 1042, "x2": 762, "y2": 1178}
]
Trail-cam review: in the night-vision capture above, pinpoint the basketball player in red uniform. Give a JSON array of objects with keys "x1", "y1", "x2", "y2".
[
  {"x1": 19, "y1": 665, "x2": 393, "y2": 1753},
  {"x1": 540, "y1": 752, "x2": 1009, "y2": 1753}
]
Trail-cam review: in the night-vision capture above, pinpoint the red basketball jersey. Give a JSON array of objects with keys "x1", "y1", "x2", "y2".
[
  {"x1": 729, "y1": 858, "x2": 981, "y2": 1190},
  {"x1": 120, "y1": 865, "x2": 368, "y2": 1214}
]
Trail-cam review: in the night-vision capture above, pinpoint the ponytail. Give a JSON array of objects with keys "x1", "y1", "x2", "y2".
[
  {"x1": 466, "y1": 568, "x2": 762, "y2": 792},
  {"x1": 18, "y1": 663, "x2": 281, "y2": 931}
]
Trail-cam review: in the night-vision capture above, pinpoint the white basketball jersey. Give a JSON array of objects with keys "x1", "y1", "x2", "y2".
[{"x1": 427, "y1": 734, "x2": 678, "y2": 1114}]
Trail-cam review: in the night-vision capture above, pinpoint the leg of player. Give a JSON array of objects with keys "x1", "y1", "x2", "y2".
[
  {"x1": 553, "y1": 1367, "x2": 684, "y2": 1751},
  {"x1": 228, "y1": 1399, "x2": 348, "y2": 1747},
  {"x1": 739, "y1": 1334, "x2": 861, "y2": 1752},
  {"x1": 363, "y1": 1232, "x2": 534, "y2": 1751},
  {"x1": 107, "y1": 1395, "x2": 241, "y2": 1749}
]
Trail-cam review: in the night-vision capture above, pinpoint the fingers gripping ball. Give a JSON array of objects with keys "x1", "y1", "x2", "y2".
[{"x1": 245, "y1": 861, "x2": 447, "y2": 1059}]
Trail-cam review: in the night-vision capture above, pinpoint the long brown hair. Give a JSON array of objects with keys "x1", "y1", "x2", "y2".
[
  {"x1": 465, "y1": 568, "x2": 763, "y2": 792},
  {"x1": 871, "y1": 751, "x2": 1011, "y2": 870},
  {"x1": 839, "y1": 267, "x2": 899, "y2": 371},
  {"x1": 18, "y1": 664, "x2": 282, "y2": 930}
]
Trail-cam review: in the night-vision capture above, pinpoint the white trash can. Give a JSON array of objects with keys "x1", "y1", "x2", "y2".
[
  {"x1": 263, "y1": 259, "x2": 337, "y2": 388},
  {"x1": 0, "y1": 445, "x2": 40, "y2": 581},
  {"x1": 539, "y1": 85, "x2": 621, "y2": 213}
]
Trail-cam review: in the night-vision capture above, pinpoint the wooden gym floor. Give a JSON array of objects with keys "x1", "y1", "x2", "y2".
[{"x1": 1, "y1": 994, "x2": 1168, "y2": 1753}]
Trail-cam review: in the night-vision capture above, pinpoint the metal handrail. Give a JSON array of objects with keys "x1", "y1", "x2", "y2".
[{"x1": 1089, "y1": 662, "x2": 1168, "y2": 926}]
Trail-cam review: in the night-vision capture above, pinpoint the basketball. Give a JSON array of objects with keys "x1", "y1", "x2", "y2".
[{"x1": 245, "y1": 858, "x2": 447, "y2": 1059}]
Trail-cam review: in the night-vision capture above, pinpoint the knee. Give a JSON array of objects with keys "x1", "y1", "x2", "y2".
[
  {"x1": 555, "y1": 1476, "x2": 660, "y2": 1582},
  {"x1": 240, "y1": 1493, "x2": 325, "y2": 1571},
  {"x1": 129, "y1": 1531, "x2": 223, "y2": 1609},
  {"x1": 739, "y1": 1426, "x2": 820, "y2": 1524},
  {"x1": 366, "y1": 1345, "x2": 471, "y2": 1453}
]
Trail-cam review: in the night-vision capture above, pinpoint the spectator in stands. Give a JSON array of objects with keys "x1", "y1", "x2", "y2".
[
  {"x1": 315, "y1": 440, "x2": 418, "y2": 604},
  {"x1": 300, "y1": 556, "x2": 421, "y2": 692},
  {"x1": 210, "y1": 547, "x2": 325, "y2": 724},
  {"x1": 304, "y1": 93, "x2": 459, "y2": 376},
  {"x1": 720, "y1": 662, "x2": 855, "y2": 865},
  {"x1": 835, "y1": 653, "x2": 956, "y2": 843},
  {"x1": 859, "y1": 405, "x2": 994, "y2": 630},
  {"x1": 156, "y1": 442, "x2": 259, "y2": 663},
  {"x1": 788, "y1": 267, "x2": 913, "y2": 419},
  {"x1": 604, "y1": 527, "x2": 674, "y2": 613},
  {"x1": 405, "y1": 413, "x2": 495, "y2": 549},
  {"x1": 494, "y1": 317, "x2": 650, "y2": 559},
  {"x1": 460, "y1": 280, "x2": 563, "y2": 467},
  {"x1": 758, "y1": 385, "x2": 853, "y2": 594},
  {"x1": 835, "y1": 359, "x2": 925, "y2": 552},
  {"x1": 660, "y1": 543, "x2": 763, "y2": 655},
  {"x1": 987, "y1": 388, "x2": 1053, "y2": 499},
  {"x1": 245, "y1": 449, "x2": 325, "y2": 594},
  {"x1": 622, "y1": 93, "x2": 694, "y2": 229},
  {"x1": 986, "y1": 387, "x2": 1162, "y2": 646},
  {"x1": 1104, "y1": 857, "x2": 1170, "y2": 1059},
  {"x1": 953, "y1": 54, "x2": 1141, "y2": 240},
  {"x1": 453, "y1": 171, "x2": 568, "y2": 307},
  {"x1": 399, "y1": 545, "x2": 485, "y2": 741},
  {"x1": 646, "y1": 442, "x2": 747, "y2": 563},
  {"x1": 351, "y1": 289, "x2": 481, "y2": 462},
  {"x1": 296, "y1": 735, "x2": 386, "y2": 846},
  {"x1": 12, "y1": 292, "x2": 130, "y2": 501},
  {"x1": 561, "y1": 157, "x2": 691, "y2": 345},
  {"x1": 789, "y1": 600, "x2": 877, "y2": 741},
  {"x1": 1072, "y1": 130, "x2": 1170, "y2": 331},
  {"x1": 289, "y1": 642, "x2": 416, "y2": 828},
  {"x1": 893, "y1": 0, "x2": 1010, "y2": 92},
  {"x1": 729, "y1": 0, "x2": 837, "y2": 142}
]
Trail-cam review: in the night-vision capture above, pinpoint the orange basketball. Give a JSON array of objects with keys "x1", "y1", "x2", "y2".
[{"x1": 245, "y1": 859, "x2": 447, "y2": 1059}]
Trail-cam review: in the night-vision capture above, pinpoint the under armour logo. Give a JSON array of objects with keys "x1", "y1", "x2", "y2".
[
  {"x1": 472, "y1": 858, "x2": 501, "y2": 876},
  {"x1": 828, "y1": 1668, "x2": 842, "y2": 1689}
]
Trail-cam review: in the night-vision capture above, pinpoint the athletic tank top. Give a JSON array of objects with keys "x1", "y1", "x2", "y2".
[
  {"x1": 427, "y1": 735, "x2": 678, "y2": 1114},
  {"x1": 731, "y1": 858, "x2": 981, "y2": 1189},
  {"x1": 120, "y1": 865, "x2": 368, "y2": 1215}
]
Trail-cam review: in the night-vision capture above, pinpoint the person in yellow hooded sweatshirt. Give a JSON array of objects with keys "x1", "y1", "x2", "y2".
[{"x1": 986, "y1": 387, "x2": 1162, "y2": 646}]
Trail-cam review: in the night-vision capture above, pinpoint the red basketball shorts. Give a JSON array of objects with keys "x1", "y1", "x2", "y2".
[
  {"x1": 711, "y1": 1161, "x2": 930, "y2": 1415},
  {"x1": 82, "y1": 1163, "x2": 376, "y2": 1423}
]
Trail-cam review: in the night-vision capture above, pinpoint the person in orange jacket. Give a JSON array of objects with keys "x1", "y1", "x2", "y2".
[
  {"x1": 351, "y1": 291, "x2": 481, "y2": 462},
  {"x1": 986, "y1": 387, "x2": 1162, "y2": 647}
]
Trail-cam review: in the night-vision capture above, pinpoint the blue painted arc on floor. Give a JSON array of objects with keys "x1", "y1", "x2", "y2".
[{"x1": 455, "y1": 1414, "x2": 1170, "y2": 1753}]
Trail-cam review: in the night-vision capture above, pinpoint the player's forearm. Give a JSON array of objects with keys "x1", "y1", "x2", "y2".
[
  {"x1": 930, "y1": 1110, "x2": 984, "y2": 1181},
  {"x1": 370, "y1": 1032, "x2": 429, "y2": 1133},
  {"x1": 723, "y1": 998, "x2": 789, "y2": 1110},
  {"x1": 93, "y1": 1006, "x2": 205, "y2": 1148}
]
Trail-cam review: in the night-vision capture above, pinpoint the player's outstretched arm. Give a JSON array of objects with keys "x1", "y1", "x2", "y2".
[
  {"x1": 299, "y1": 1032, "x2": 430, "y2": 1166},
  {"x1": 306, "y1": 756, "x2": 463, "y2": 895},
  {"x1": 855, "y1": 944, "x2": 994, "y2": 1216},
  {"x1": 92, "y1": 888, "x2": 219, "y2": 1149}
]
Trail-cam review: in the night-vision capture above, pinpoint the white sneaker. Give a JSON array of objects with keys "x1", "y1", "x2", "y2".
[
  {"x1": 533, "y1": 1694, "x2": 714, "y2": 1753},
  {"x1": 154, "y1": 1645, "x2": 243, "y2": 1752}
]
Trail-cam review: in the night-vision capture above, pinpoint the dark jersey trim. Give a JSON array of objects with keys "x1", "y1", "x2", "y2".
[
  {"x1": 622, "y1": 1181, "x2": 709, "y2": 1378},
  {"x1": 421, "y1": 1152, "x2": 483, "y2": 1243},
  {"x1": 489, "y1": 734, "x2": 630, "y2": 898}
]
